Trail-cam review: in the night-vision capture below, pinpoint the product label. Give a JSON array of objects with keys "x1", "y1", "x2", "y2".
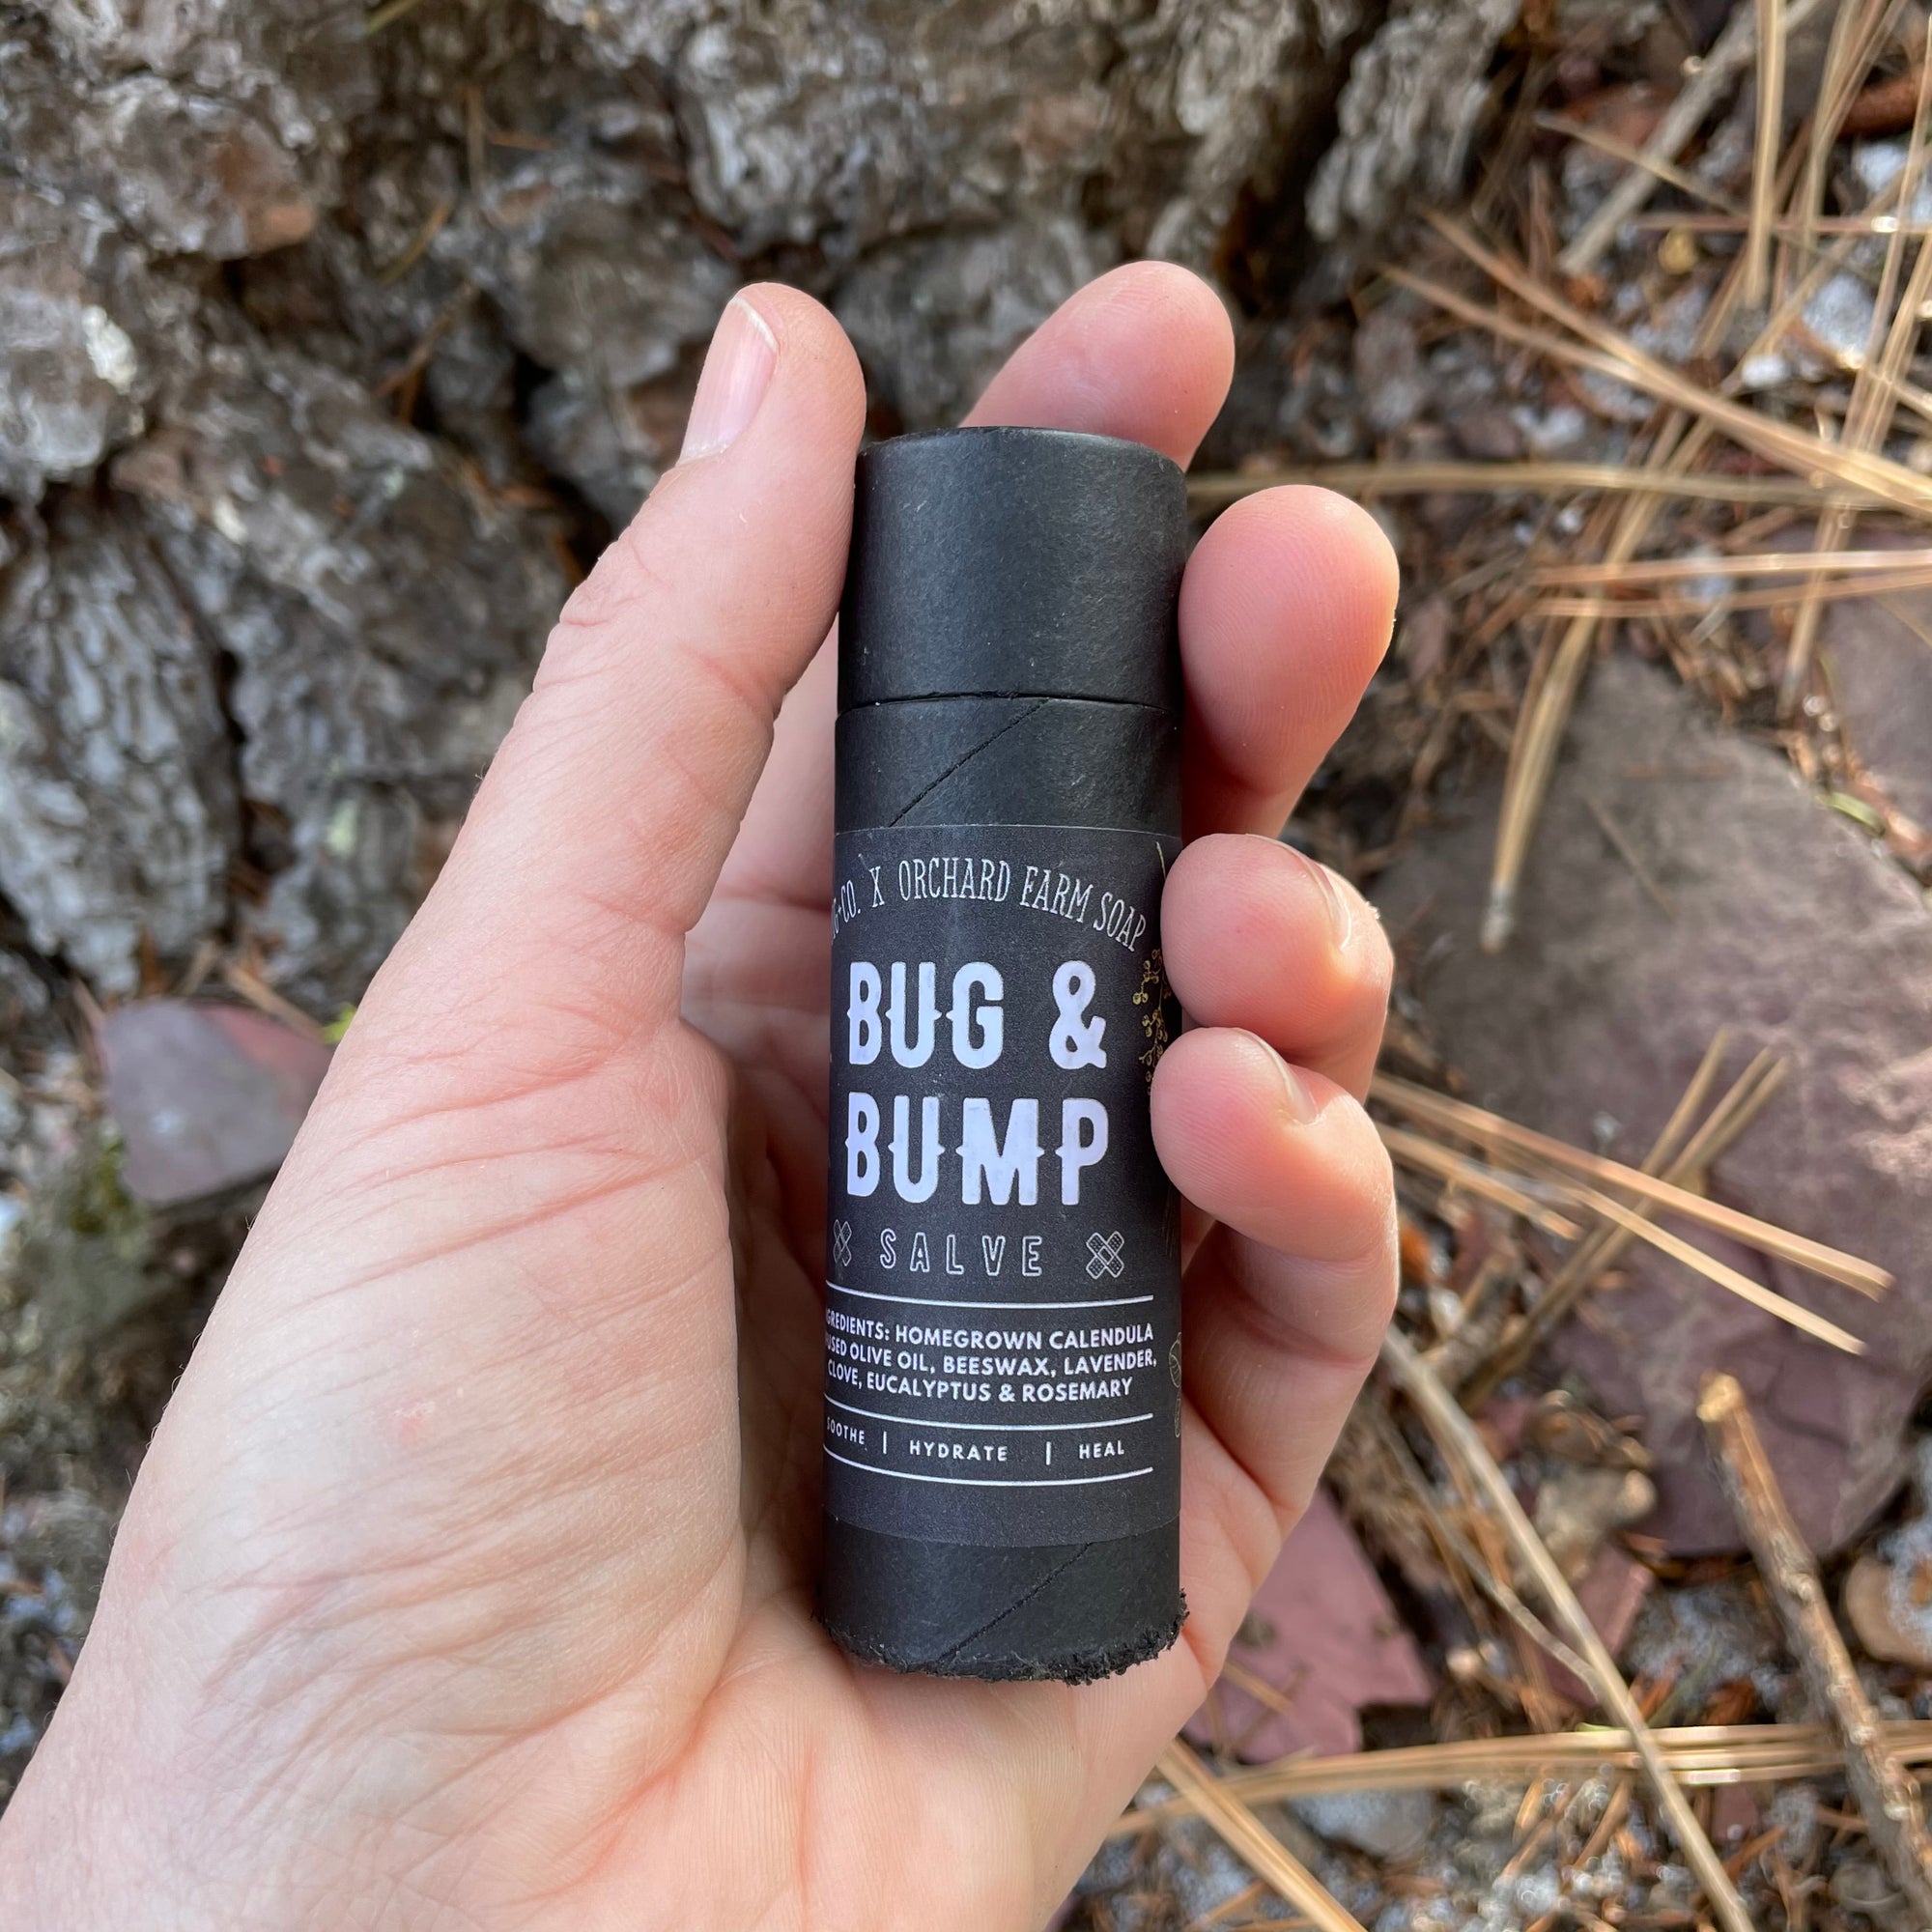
[{"x1": 823, "y1": 823, "x2": 1182, "y2": 1547}]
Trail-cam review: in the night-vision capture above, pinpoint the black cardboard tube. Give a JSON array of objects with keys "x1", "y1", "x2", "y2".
[{"x1": 821, "y1": 428, "x2": 1187, "y2": 1683}]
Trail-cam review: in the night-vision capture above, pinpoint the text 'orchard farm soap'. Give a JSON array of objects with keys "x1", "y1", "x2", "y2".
[{"x1": 821, "y1": 427, "x2": 1187, "y2": 1682}]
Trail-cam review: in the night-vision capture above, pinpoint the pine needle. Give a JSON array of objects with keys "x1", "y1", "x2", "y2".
[
  {"x1": 1114, "y1": 1721, "x2": 1932, "y2": 1832},
  {"x1": 1157, "y1": 1743, "x2": 1368, "y2": 1932},
  {"x1": 1185, "y1": 462, "x2": 1878, "y2": 513},
  {"x1": 1372, "y1": 1074, "x2": 1892, "y2": 1296},
  {"x1": 1378, "y1": 1330, "x2": 1755, "y2": 1932},
  {"x1": 1744, "y1": 0, "x2": 1788, "y2": 305}
]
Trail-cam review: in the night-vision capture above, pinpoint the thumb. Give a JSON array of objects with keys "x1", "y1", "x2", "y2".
[{"x1": 355, "y1": 284, "x2": 865, "y2": 1063}]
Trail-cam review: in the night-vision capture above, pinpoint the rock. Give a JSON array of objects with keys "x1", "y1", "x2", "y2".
[
  {"x1": 0, "y1": 497, "x2": 239, "y2": 992},
  {"x1": 1375, "y1": 655, "x2": 1932, "y2": 1554},
  {"x1": 1399, "y1": 594, "x2": 1454, "y2": 686},
  {"x1": 1818, "y1": 567, "x2": 1932, "y2": 835},
  {"x1": 1548, "y1": 1545, "x2": 1654, "y2": 1702},
  {"x1": 1293, "y1": 1786, "x2": 1438, "y2": 1861},
  {"x1": 1710, "y1": 1781, "x2": 1761, "y2": 1848},
  {"x1": 1186, "y1": 1486, "x2": 1434, "y2": 1762},
  {"x1": 1532, "y1": 1465, "x2": 1657, "y2": 1581},
  {"x1": 1844, "y1": 1515, "x2": 1932, "y2": 1670},
  {"x1": 100, "y1": 1000, "x2": 332, "y2": 1208},
  {"x1": 1450, "y1": 404, "x2": 1523, "y2": 461},
  {"x1": 1353, "y1": 306, "x2": 1427, "y2": 437},
  {"x1": 1517, "y1": 400, "x2": 1591, "y2": 458},
  {"x1": 1802, "y1": 272, "x2": 1880, "y2": 371}
]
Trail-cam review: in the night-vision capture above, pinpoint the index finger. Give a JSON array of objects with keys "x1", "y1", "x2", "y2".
[{"x1": 1179, "y1": 486, "x2": 1401, "y2": 839}]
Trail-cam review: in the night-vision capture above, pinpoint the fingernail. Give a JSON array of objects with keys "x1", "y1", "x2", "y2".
[
  {"x1": 680, "y1": 296, "x2": 777, "y2": 463},
  {"x1": 1295, "y1": 850, "x2": 1354, "y2": 952},
  {"x1": 1238, "y1": 1030, "x2": 1320, "y2": 1124}
]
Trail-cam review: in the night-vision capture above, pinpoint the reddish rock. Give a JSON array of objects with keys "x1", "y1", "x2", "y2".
[
  {"x1": 100, "y1": 999, "x2": 331, "y2": 1207},
  {"x1": 1477, "y1": 1394, "x2": 1535, "y2": 1463},
  {"x1": 1822, "y1": 572, "x2": 1932, "y2": 835},
  {"x1": 1375, "y1": 655, "x2": 1932, "y2": 1554},
  {"x1": 1548, "y1": 1546, "x2": 1654, "y2": 1703},
  {"x1": 1187, "y1": 1487, "x2": 1434, "y2": 1762},
  {"x1": 1711, "y1": 1782, "x2": 1763, "y2": 1848}
]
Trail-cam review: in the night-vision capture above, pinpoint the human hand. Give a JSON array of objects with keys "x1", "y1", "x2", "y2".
[{"x1": 0, "y1": 267, "x2": 1399, "y2": 1930}]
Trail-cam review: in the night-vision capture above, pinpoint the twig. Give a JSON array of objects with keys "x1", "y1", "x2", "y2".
[
  {"x1": 1698, "y1": 1374, "x2": 1932, "y2": 1922},
  {"x1": 1156, "y1": 1743, "x2": 1367, "y2": 1932},
  {"x1": 1378, "y1": 1329, "x2": 1755, "y2": 1932},
  {"x1": 1847, "y1": 65, "x2": 1931, "y2": 134},
  {"x1": 1114, "y1": 1720, "x2": 1932, "y2": 1832},
  {"x1": 1372, "y1": 1074, "x2": 1892, "y2": 1295}
]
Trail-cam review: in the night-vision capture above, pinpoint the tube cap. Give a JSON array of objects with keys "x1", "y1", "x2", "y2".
[{"x1": 838, "y1": 427, "x2": 1186, "y2": 715}]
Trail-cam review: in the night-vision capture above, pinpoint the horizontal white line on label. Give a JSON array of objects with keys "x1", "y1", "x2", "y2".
[
  {"x1": 827, "y1": 1280, "x2": 1153, "y2": 1310},
  {"x1": 826, "y1": 1396, "x2": 1154, "y2": 1433},
  {"x1": 824, "y1": 1447, "x2": 1153, "y2": 1489}
]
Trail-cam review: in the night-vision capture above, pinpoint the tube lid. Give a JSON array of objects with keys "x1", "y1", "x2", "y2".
[{"x1": 838, "y1": 426, "x2": 1186, "y2": 715}]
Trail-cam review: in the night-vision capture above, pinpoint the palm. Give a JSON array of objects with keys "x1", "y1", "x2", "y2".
[{"x1": 0, "y1": 270, "x2": 1401, "y2": 1932}]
